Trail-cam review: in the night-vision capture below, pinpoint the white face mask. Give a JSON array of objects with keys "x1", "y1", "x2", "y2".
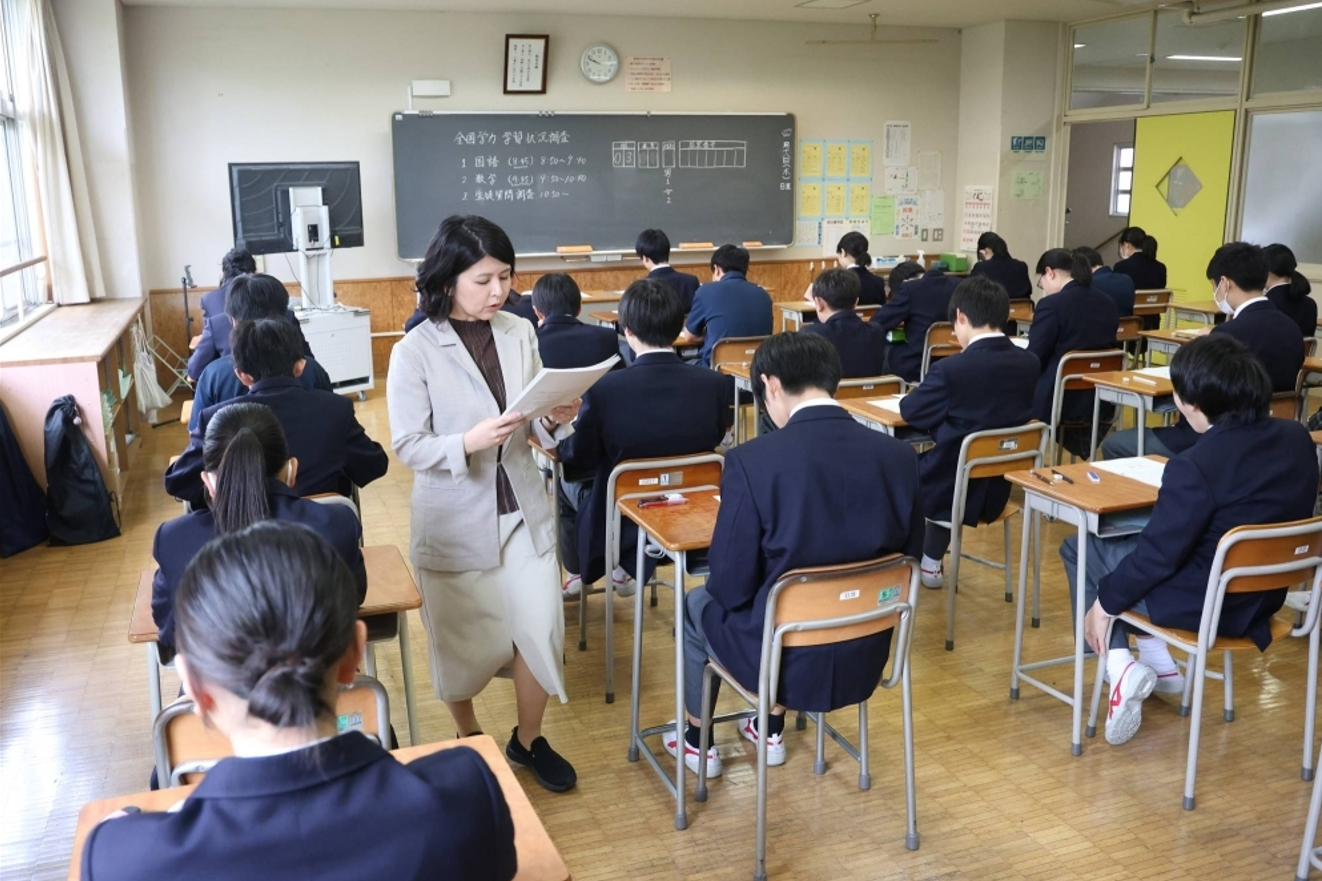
[{"x1": 1213, "y1": 279, "x2": 1234, "y2": 316}]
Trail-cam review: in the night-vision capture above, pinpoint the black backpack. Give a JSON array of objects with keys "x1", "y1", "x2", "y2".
[
  {"x1": 0, "y1": 402, "x2": 48, "y2": 556},
  {"x1": 44, "y1": 395, "x2": 120, "y2": 546}
]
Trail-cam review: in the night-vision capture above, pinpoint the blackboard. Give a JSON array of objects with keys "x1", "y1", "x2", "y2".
[{"x1": 391, "y1": 112, "x2": 796, "y2": 259}]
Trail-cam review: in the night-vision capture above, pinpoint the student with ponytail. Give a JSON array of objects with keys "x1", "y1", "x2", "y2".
[
  {"x1": 89, "y1": 522, "x2": 517, "y2": 881},
  {"x1": 834, "y1": 231, "x2": 888, "y2": 306},
  {"x1": 1263, "y1": 243, "x2": 1317, "y2": 336},
  {"x1": 1113, "y1": 226, "x2": 1167, "y2": 291},
  {"x1": 151, "y1": 402, "x2": 365, "y2": 656},
  {"x1": 970, "y1": 232, "x2": 1033, "y2": 300}
]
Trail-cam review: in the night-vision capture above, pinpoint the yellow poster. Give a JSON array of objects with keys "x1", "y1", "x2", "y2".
[
  {"x1": 826, "y1": 143, "x2": 848, "y2": 179},
  {"x1": 799, "y1": 182, "x2": 822, "y2": 218},
  {"x1": 849, "y1": 182, "x2": 871, "y2": 216},
  {"x1": 850, "y1": 142, "x2": 872, "y2": 179},
  {"x1": 825, "y1": 183, "x2": 847, "y2": 217},
  {"x1": 799, "y1": 141, "x2": 823, "y2": 178}
]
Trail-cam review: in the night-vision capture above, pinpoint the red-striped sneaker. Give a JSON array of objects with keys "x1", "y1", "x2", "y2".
[
  {"x1": 1106, "y1": 661, "x2": 1157, "y2": 745},
  {"x1": 662, "y1": 722, "x2": 722, "y2": 777},
  {"x1": 562, "y1": 575, "x2": 583, "y2": 600},
  {"x1": 1152, "y1": 668, "x2": 1186, "y2": 695},
  {"x1": 738, "y1": 717, "x2": 786, "y2": 766}
]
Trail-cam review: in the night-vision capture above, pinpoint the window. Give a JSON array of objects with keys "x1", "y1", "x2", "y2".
[
  {"x1": 0, "y1": 1, "x2": 48, "y2": 333},
  {"x1": 1070, "y1": 16, "x2": 1151, "y2": 110},
  {"x1": 1110, "y1": 144, "x2": 1134, "y2": 217},
  {"x1": 1252, "y1": 3, "x2": 1322, "y2": 95},
  {"x1": 1241, "y1": 109, "x2": 1322, "y2": 265},
  {"x1": 1150, "y1": 10, "x2": 1245, "y2": 104}
]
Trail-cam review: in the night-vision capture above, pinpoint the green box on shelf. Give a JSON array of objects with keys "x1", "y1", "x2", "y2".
[{"x1": 939, "y1": 253, "x2": 969, "y2": 272}]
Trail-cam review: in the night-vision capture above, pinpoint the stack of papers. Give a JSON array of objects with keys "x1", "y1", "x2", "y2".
[
  {"x1": 1010, "y1": 336, "x2": 1030, "y2": 349},
  {"x1": 504, "y1": 356, "x2": 619, "y2": 421},
  {"x1": 868, "y1": 396, "x2": 906, "y2": 414},
  {"x1": 1134, "y1": 366, "x2": 1171, "y2": 380},
  {"x1": 1091, "y1": 457, "x2": 1166, "y2": 488}
]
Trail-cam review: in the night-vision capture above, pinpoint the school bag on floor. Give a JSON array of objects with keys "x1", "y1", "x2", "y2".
[
  {"x1": 0, "y1": 401, "x2": 48, "y2": 556},
  {"x1": 44, "y1": 395, "x2": 120, "y2": 546}
]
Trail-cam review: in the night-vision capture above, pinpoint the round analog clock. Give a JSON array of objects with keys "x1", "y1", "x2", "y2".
[{"x1": 580, "y1": 43, "x2": 620, "y2": 83}]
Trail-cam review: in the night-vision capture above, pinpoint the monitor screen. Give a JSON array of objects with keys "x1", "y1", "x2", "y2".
[{"x1": 229, "y1": 162, "x2": 363, "y2": 255}]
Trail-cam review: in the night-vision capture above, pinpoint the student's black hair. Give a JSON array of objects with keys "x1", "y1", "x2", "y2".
[
  {"x1": 618, "y1": 278, "x2": 685, "y2": 348},
  {"x1": 888, "y1": 260, "x2": 925, "y2": 291},
  {"x1": 416, "y1": 215, "x2": 517, "y2": 322},
  {"x1": 202, "y1": 403, "x2": 289, "y2": 534},
  {"x1": 635, "y1": 229, "x2": 672, "y2": 264},
  {"x1": 1170, "y1": 334, "x2": 1270, "y2": 428},
  {"x1": 232, "y1": 318, "x2": 304, "y2": 382},
  {"x1": 175, "y1": 520, "x2": 359, "y2": 730},
  {"x1": 836, "y1": 231, "x2": 871, "y2": 267},
  {"x1": 221, "y1": 248, "x2": 257, "y2": 281},
  {"x1": 1036, "y1": 247, "x2": 1092, "y2": 287},
  {"x1": 751, "y1": 332, "x2": 841, "y2": 399},
  {"x1": 1206, "y1": 241, "x2": 1268, "y2": 294},
  {"x1": 948, "y1": 276, "x2": 1010, "y2": 330},
  {"x1": 711, "y1": 244, "x2": 750, "y2": 275},
  {"x1": 225, "y1": 273, "x2": 290, "y2": 322},
  {"x1": 1263, "y1": 243, "x2": 1312, "y2": 302},
  {"x1": 1119, "y1": 226, "x2": 1147, "y2": 250},
  {"x1": 811, "y1": 268, "x2": 861, "y2": 312},
  {"x1": 530, "y1": 273, "x2": 582, "y2": 317},
  {"x1": 976, "y1": 232, "x2": 1011, "y2": 259},
  {"x1": 1074, "y1": 246, "x2": 1105, "y2": 269}
]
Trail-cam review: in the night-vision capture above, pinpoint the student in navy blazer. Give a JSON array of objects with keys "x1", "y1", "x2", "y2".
[
  {"x1": 86, "y1": 521, "x2": 517, "y2": 881},
  {"x1": 555, "y1": 280, "x2": 729, "y2": 598},
  {"x1": 832, "y1": 231, "x2": 888, "y2": 306},
  {"x1": 971, "y1": 232, "x2": 1033, "y2": 301},
  {"x1": 530, "y1": 273, "x2": 622, "y2": 370},
  {"x1": 1264, "y1": 243, "x2": 1318, "y2": 337},
  {"x1": 196, "y1": 248, "x2": 257, "y2": 321},
  {"x1": 151, "y1": 402, "x2": 365, "y2": 655},
  {"x1": 188, "y1": 273, "x2": 313, "y2": 380},
  {"x1": 166, "y1": 319, "x2": 388, "y2": 508},
  {"x1": 679, "y1": 244, "x2": 773, "y2": 367},
  {"x1": 669, "y1": 333, "x2": 924, "y2": 775},
  {"x1": 870, "y1": 264, "x2": 962, "y2": 383},
  {"x1": 1061, "y1": 335, "x2": 1317, "y2": 746},
  {"x1": 1102, "y1": 242, "x2": 1306, "y2": 460},
  {"x1": 1026, "y1": 249, "x2": 1119, "y2": 457},
  {"x1": 1078, "y1": 247, "x2": 1135, "y2": 317},
  {"x1": 799, "y1": 268, "x2": 888, "y2": 378},
  {"x1": 188, "y1": 309, "x2": 314, "y2": 380},
  {"x1": 900, "y1": 277, "x2": 1040, "y2": 589},
  {"x1": 1113, "y1": 227, "x2": 1168, "y2": 291},
  {"x1": 637, "y1": 228, "x2": 701, "y2": 312}
]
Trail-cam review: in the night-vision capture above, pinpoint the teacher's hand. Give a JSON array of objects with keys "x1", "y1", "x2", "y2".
[
  {"x1": 548, "y1": 398, "x2": 582, "y2": 425},
  {"x1": 464, "y1": 412, "x2": 527, "y2": 455}
]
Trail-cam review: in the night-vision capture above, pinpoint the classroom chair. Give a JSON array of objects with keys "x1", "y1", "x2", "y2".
[
  {"x1": 1046, "y1": 349, "x2": 1126, "y2": 465},
  {"x1": 1298, "y1": 736, "x2": 1322, "y2": 881},
  {"x1": 587, "y1": 453, "x2": 725, "y2": 704},
  {"x1": 711, "y1": 335, "x2": 768, "y2": 442},
  {"x1": 694, "y1": 555, "x2": 921, "y2": 881},
  {"x1": 1270, "y1": 372, "x2": 1308, "y2": 423},
  {"x1": 306, "y1": 488, "x2": 363, "y2": 543},
  {"x1": 834, "y1": 375, "x2": 905, "y2": 401},
  {"x1": 919, "y1": 322, "x2": 961, "y2": 384},
  {"x1": 1086, "y1": 516, "x2": 1322, "y2": 810},
  {"x1": 935, "y1": 422, "x2": 1050, "y2": 652},
  {"x1": 1116, "y1": 316, "x2": 1144, "y2": 368}
]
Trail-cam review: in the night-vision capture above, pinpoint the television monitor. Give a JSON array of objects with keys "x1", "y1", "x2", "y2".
[{"x1": 228, "y1": 161, "x2": 363, "y2": 255}]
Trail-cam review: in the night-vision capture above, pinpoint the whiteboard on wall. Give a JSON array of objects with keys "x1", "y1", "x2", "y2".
[{"x1": 1240, "y1": 109, "x2": 1322, "y2": 265}]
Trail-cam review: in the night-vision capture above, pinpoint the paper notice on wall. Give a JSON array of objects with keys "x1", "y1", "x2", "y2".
[
  {"x1": 847, "y1": 217, "x2": 871, "y2": 239},
  {"x1": 799, "y1": 182, "x2": 823, "y2": 218},
  {"x1": 824, "y1": 183, "x2": 847, "y2": 217},
  {"x1": 917, "y1": 151, "x2": 942, "y2": 191},
  {"x1": 849, "y1": 141, "x2": 873, "y2": 178},
  {"x1": 870, "y1": 196, "x2": 895, "y2": 238},
  {"x1": 795, "y1": 219, "x2": 821, "y2": 247},
  {"x1": 883, "y1": 166, "x2": 917, "y2": 195},
  {"x1": 894, "y1": 196, "x2": 920, "y2": 240},
  {"x1": 821, "y1": 218, "x2": 849, "y2": 257},
  {"x1": 825, "y1": 142, "x2": 849, "y2": 179},
  {"x1": 1011, "y1": 170, "x2": 1044, "y2": 200},
  {"x1": 920, "y1": 189, "x2": 945, "y2": 229},
  {"x1": 883, "y1": 121, "x2": 911, "y2": 167},
  {"x1": 960, "y1": 185, "x2": 995, "y2": 251},
  {"x1": 848, "y1": 182, "x2": 871, "y2": 216},
  {"x1": 799, "y1": 140, "x2": 824, "y2": 178},
  {"x1": 624, "y1": 57, "x2": 672, "y2": 92}
]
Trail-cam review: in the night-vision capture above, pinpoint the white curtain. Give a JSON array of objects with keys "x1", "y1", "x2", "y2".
[{"x1": 9, "y1": 0, "x2": 105, "y2": 305}]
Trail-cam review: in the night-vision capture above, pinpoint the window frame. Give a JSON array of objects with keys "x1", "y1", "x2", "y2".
[{"x1": 1109, "y1": 143, "x2": 1134, "y2": 218}]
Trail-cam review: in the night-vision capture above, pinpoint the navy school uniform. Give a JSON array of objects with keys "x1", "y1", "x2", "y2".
[
  {"x1": 1113, "y1": 252, "x2": 1167, "y2": 291},
  {"x1": 870, "y1": 269, "x2": 962, "y2": 383},
  {"x1": 501, "y1": 291, "x2": 537, "y2": 324},
  {"x1": 900, "y1": 334, "x2": 1040, "y2": 526},
  {"x1": 848, "y1": 264, "x2": 889, "y2": 306},
  {"x1": 799, "y1": 310, "x2": 888, "y2": 378},
  {"x1": 197, "y1": 283, "x2": 231, "y2": 322},
  {"x1": 534, "y1": 314, "x2": 622, "y2": 371},
  {"x1": 648, "y1": 265, "x2": 702, "y2": 313},
  {"x1": 165, "y1": 376, "x2": 389, "y2": 509},
  {"x1": 81, "y1": 732, "x2": 518, "y2": 881},
  {"x1": 1025, "y1": 280, "x2": 1120, "y2": 425},
  {"x1": 556, "y1": 351, "x2": 729, "y2": 585},
  {"x1": 702, "y1": 404, "x2": 925, "y2": 711},
  {"x1": 1089, "y1": 266, "x2": 1136, "y2": 318},
  {"x1": 189, "y1": 354, "x2": 334, "y2": 432},
  {"x1": 150, "y1": 484, "x2": 366, "y2": 652},
  {"x1": 187, "y1": 310, "x2": 313, "y2": 381},
  {"x1": 684, "y1": 271, "x2": 774, "y2": 367},
  {"x1": 970, "y1": 255, "x2": 1033, "y2": 301},
  {"x1": 404, "y1": 308, "x2": 427, "y2": 333},
  {"x1": 1265, "y1": 281, "x2": 1318, "y2": 338},
  {"x1": 1097, "y1": 417, "x2": 1317, "y2": 649}
]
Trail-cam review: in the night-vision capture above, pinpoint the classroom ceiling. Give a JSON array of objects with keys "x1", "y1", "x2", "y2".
[{"x1": 118, "y1": 0, "x2": 1156, "y2": 29}]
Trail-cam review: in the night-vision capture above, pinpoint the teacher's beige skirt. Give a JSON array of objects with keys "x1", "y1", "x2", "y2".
[{"x1": 416, "y1": 512, "x2": 567, "y2": 704}]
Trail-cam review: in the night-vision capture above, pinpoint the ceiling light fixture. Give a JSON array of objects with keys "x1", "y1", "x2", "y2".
[
  {"x1": 1074, "y1": 43, "x2": 1086, "y2": 48},
  {"x1": 795, "y1": 0, "x2": 871, "y2": 8},
  {"x1": 1263, "y1": 1, "x2": 1322, "y2": 15},
  {"x1": 1165, "y1": 54, "x2": 1242, "y2": 61}
]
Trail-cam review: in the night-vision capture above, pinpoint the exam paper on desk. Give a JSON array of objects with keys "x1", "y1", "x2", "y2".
[
  {"x1": 1134, "y1": 366, "x2": 1171, "y2": 379},
  {"x1": 868, "y1": 395, "x2": 906, "y2": 413},
  {"x1": 1090, "y1": 457, "x2": 1166, "y2": 487}
]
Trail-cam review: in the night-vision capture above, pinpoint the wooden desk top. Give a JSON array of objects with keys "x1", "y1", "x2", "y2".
[
  {"x1": 1008, "y1": 302, "x2": 1035, "y2": 323},
  {"x1": 527, "y1": 434, "x2": 559, "y2": 462},
  {"x1": 619, "y1": 489, "x2": 720, "y2": 553},
  {"x1": 580, "y1": 291, "x2": 623, "y2": 303},
  {"x1": 1304, "y1": 356, "x2": 1322, "y2": 374},
  {"x1": 839, "y1": 396, "x2": 908, "y2": 429},
  {"x1": 0, "y1": 300, "x2": 145, "y2": 367},
  {"x1": 179, "y1": 399, "x2": 194, "y2": 426},
  {"x1": 1005, "y1": 457, "x2": 1164, "y2": 514},
  {"x1": 1313, "y1": 431, "x2": 1322, "y2": 447},
  {"x1": 1139, "y1": 328, "x2": 1200, "y2": 346},
  {"x1": 718, "y1": 363, "x2": 751, "y2": 381},
  {"x1": 1171, "y1": 299, "x2": 1220, "y2": 316},
  {"x1": 1083, "y1": 370, "x2": 1174, "y2": 397},
  {"x1": 595, "y1": 310, "x2": 619, "y2": 324},
  {"x1": 67, "y1": 735, "x2": 570, "y2": 881},
  {"x1": 129, "y1": 545, "x2": 421, "y2": 644}
]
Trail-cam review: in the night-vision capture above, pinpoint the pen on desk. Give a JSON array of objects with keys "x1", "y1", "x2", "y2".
[
  {"x1": 1030, "y1": 471, "x2": 1054, "y2": 486},
  {"x1": 1050, "y1": 470, "x2": 1075, "y2": 484},
  {"x1": 638, "y1": 497, "x2": 688, "y2": 509}
]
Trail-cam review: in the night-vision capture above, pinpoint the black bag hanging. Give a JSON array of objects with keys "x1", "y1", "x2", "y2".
[
  {"x1": 44, "y1": 395, "x2": 120, "y2": 546},
  {"x1": 0, "y1": 401, "x2": 48, "y2": 557}
]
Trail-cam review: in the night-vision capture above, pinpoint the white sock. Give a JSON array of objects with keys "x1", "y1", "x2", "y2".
[
  {"x1": 1106, "y1": 648, "x2": 1135, "y2": 686},
  {"x1": 1136, "y1": 637, "x2": 1178, "y2": 675},
  {"x1": 612, "y1": 566, "x2": 631, "y2": 582},
  {"x1": 921, "y1": 554, "x2": 942, "y2": 572}
]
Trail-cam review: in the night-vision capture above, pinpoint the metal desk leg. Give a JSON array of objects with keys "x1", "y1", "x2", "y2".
[
  {"x1": 732, "y1": 380, "x2": 744, "y2": 446},
  {"x1": 1010, "y1": 509, "x2": 1034, "y2": 700},
  {"x1": 673, "y1": 551, "x2": 688, "y2": 831},
  {"x1": 751, "y1": 387, "x2": 762, "y2": 439},
  {"x1": 605, "y1": 537, "x2": 617, "y2": 704},
  {"x1": 628, "y1": 535, "x2": 648, "y2": 763},
  {"x1": 1070, "y1": 520, "x2": 1088, "y2": 756},
  {"x1": 1135, "y1": 395, "x2": 1149, "y2": 457},
  {"x1": 398, "y1": 611, "x2": 417, "y2": 746},
  {"x1": 147, "y1": 643, "x2": 162, "y2": 719},
  {"x1": 1089, "y1": 391, "x2": 1103, "y2": 461}
]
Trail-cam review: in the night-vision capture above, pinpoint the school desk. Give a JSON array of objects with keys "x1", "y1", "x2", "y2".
[
  {"x1": 1125, "y1": 289, "x2": 1174, "y2": 323},
  {"x1": 591, "y1": 310, "x2": 697, "y2": 352},
  {"x1": 1302, "y1": 356, "x2": 1322, "y2": 390},
  {"x1": 67, "y1": 735, "x2": 571, "y2": 881},
  {"x1": 1082, "y1": 368, "x2": 1178, "y2": 457},
  {"x1": 178, "y1": 399, "x2": 193, "y2": 426},
  {"x1": 1166, "y1": 298, "x2": 1222, "y2": 328},
  {"x1": 774, "y1": 301, "x2": 880, "y2": 332},
  {"x1": 837, "y1": 396, "x2": 935, "y2": 449},
  {"x1": 1138, "y1": 328, "x2": 1201, "y2": 365},
  {"x1": 718, "y1": 362, "x2": 759, "y2": 446},
  {"x1": 1006, "y1": 457, "x2": 1164, "y2": 756},
  {"x1": 130, "y1": 545, "x2": 422, "y2": 744}
]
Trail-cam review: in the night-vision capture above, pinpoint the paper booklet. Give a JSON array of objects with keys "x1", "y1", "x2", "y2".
[
  {"x1": 869, "y1": 396, "x2": 906, "y2": 413},
  {"x1": 1091, "y1": 457, "x2": 1166, "y2": 488},
  {"x1": 504, "y1": 356, "x2": 620, "y2": 421}
]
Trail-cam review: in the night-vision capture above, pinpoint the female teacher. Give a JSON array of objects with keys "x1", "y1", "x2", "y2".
[{"x1": 388, "y1": 215, "x2": 579, "y2": 793}]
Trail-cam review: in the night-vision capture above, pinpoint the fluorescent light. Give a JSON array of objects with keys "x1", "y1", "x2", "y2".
[
  {"x1": 1165, "y1": 54, "x2": 1242, "y2": 61},
  {"x1": 1263, "y1": 2, "x2": 1322, "y2": 15},
  {"x1": 794, "y1": 0, "x2": 870, "y2": 8},
  {"x1": 1074, "y1": 42, "x2": 1086, "y2": 48}
]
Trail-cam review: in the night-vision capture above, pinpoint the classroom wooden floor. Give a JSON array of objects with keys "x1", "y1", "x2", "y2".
[{"x1": 1, "y1": 391, "x2": 1317, "y2": 881}]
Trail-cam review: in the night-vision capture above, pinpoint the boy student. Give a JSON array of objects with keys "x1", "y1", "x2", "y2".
[
  {"x1": 530, "y1": 273, "x2": 621, "y2": 370},
  {"x1": 900, "y1": 277, "x2": 1040, "y2": 589},
  {"x1": 870, "y1": 261, "x2": 962, "y2": 383},
  {"x1": 554, "y1": 280, "x2": 729, "y2": 599},
  {"x1": 1076, "y1": 246, "x2": 1135, "y2": 318},
  {"x1": 403, "y1": 287, "x2": 534, "y2": 332},
  {"x1": 679, "y1": 244, "x2": 773, "y2": 368},
  {"x1": 197, "y1": 247, "x2": 256, "y2": 321},
  {"x1": 636, "y1": 229, "x2": 701, "y2": 313},
  {"x1": 1063, "y1": 335, "x2": 1316, "y2": 746},
  {"x1": 188, "y1": 263, "x2": 313, "y2": 381},
  {"x1": 1100, "y1": 242, "x2": 1305, "y2": 460},
  {"x1": 189, "y1": 274, "x2": 334, "y2": 431},
  {"x1": 166, "y1": 319, "x2": 389, "y2": 509},
  {"x1": 669, "y1": 333, "x2": 923, "y2": 774},
  {"x1": 799, "y1": 268, "x2": 887, "y2": 378}
]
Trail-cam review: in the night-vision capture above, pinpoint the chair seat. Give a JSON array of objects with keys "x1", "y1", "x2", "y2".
[
  {"x1": 1119, "y1": 612, "x2": 1294, "y2": 651},
  {"x1": 984, "y1": 503, "x2": 1021, "y2": 526}
]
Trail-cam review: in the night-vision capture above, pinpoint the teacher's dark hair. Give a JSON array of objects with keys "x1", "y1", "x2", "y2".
[
  {"x1": 1036, "y1": 248, "x2": 1092, "y2": 287},
  {"x1": 1170, "y1": 334, "x2": 1270, "y2": 428},
  {"x1": 751, "y1": 332, "x2": 841, "y2": 399},
  {"x1": 202, "y1": 403, "x2": 290, "y2": 534},
  {"x1": 416, "y1": 215, "x2": 517, "y2": 322},
  {"x1": 1263, "y1": 243, "x2": 1312, "y2": 302},
  {"x1": 619, "y1": 278, "x2": 685, "y2": 347},
  {"x1": 836, "y1": 231, "x2": 871, "y2": 268},
  {"x1": 175, "y1": 521, "x2": 359, "y2": 730}
]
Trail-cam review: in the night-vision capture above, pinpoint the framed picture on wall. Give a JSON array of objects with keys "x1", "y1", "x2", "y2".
[{"x1": 504, "y1": 35, "x2": 549, "y2": 94}]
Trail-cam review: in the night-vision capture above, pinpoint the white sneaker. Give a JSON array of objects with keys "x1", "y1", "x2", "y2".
[
  {"x1": 663, "y1": 723, "x2": 722, "y2": 778},
  {"x1": 920, "y1": 566, "x2": 944, "y2": 590},
  {"x1": 720, "y1": 430, "x2": 735, "y2": 448},
  {"x1": 738, "y1": 717, "x2": 786, "y2": 766},
  {"x1": 561, "y1": 575, "x2": 582, "y2": 600},
  {"x1": 612, "y1": 572, "x2": 637, "y2": 598},
  {"x1": 1105, "y1": 661, "x2": 1157, "y2": 746},
  {"x1": 1152, "y1": 668, "x2": 1186, "y2": 695}
]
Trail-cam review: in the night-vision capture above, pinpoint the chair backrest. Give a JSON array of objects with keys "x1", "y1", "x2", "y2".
[
  {"x1": 920, "y1": 322, "x2": 961, "y2": 381},
  {"x1": 335, "y1": 675, "x2": 391, "y2": 746},
  {"x1": 1269, "y1": 390, "x2": 1303, "y2": 422},
  {"x1": 1199, "y1": 517, "x2": 1322, "y2": 646},
  {"x1": 1305, "y1": 337, "x2": 1318, "y2": 358},
  {"x1": 605, "y1": 454, "x2": 725, "y2": 567},
  {"x1": 710, "y1": 335, "x2": 767, "y2": 372},
  {"x1": 1116, "y1": 316, "x2": 1143, "y2": 342},
  {"x1": 835, "y1": 375, "x2": 905, "y2": 400},
  {"x1": 958, "y1": 421, "x2": 1050, "y2": 480},
  {"x1": 1134, "y1": 289, "x2": 1173, "y2": 308},
  {"x1": 305, "y1": 492, "x2": 361, "y2": 521}
]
